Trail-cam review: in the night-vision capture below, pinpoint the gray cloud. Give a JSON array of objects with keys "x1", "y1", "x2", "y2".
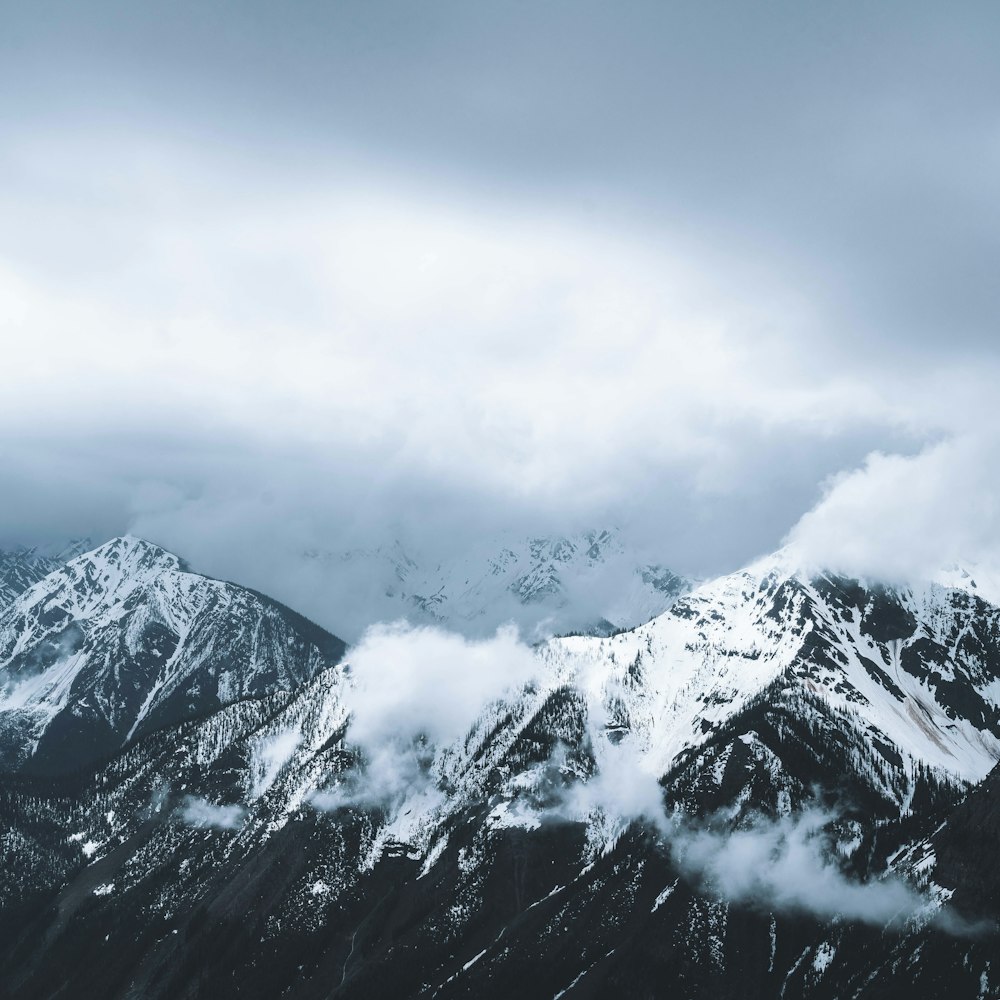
[
  {"x1": 2, "y1": 1, "x2": 999, "y2": 598},
  {"x1": 5, "y1": 1, "x2": 999, "y2": 359}
]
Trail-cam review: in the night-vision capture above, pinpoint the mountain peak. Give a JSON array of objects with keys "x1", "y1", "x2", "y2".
[
  {"x1": 81, "y1": 533, "x2": 182, "y2": 560},
  {"x1": 68, "y1": 534, "x2": 189, "y2": 577}
]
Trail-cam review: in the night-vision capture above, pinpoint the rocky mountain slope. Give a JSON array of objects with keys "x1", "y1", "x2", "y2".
[{"x1": 1, "y1": 539, "x2": 998, "y2": 999}]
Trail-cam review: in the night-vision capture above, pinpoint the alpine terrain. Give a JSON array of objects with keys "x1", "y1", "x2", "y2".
[{"x1": 1, "y1": 536, "x2": 999, "y2": 999}]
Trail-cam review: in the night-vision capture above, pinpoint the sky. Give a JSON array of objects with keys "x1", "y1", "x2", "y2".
[{"x1": 3, "y1": 1, "x2": 1000, "y2": 627}]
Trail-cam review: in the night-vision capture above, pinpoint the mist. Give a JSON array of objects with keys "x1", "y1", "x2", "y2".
[
  {"x1": 670, "y1": 809, "x2": 919, "y2": 927},
  {"x1": 305, "y1": 613, "x2": 972, "y2": 936},
  {"x1": 251, "y1": 727, "x2": 303, "y2": 799},
  {"x1": 547, "y1": 765, "x2": 983, "y2": 935},
  {"x1": 178, "y1": 796, "x2": 246, "y2": 831},
  {"x1": 311, "y1": 623, "x2": 539, "y2": 812}
]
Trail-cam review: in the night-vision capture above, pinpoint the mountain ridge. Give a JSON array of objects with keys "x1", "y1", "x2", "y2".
[{"x1": 1, "y1": 535, "x2": 999, "y2": 998}]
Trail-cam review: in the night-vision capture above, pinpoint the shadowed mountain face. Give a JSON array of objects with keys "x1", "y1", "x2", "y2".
[
  {"x1": 0, "y1": 549, "x2": 62, "y2": 612},
  {"x1": 0, "y1": 539, "x2": 998, "y2": 999}
]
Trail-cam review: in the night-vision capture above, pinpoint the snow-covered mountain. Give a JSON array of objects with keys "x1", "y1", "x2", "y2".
[
  {"x1": 1, "y1": 538, "x2": 999, "y2": 998},
  {"x1": 0, "y1": 536, "x2": 345, "y2": 774},
  {"x1": 306, "y1": 527, "x2": 690, "y2": 640},
  {"x1": 543, "y1": 550, "x2": 1000, "y2": 802}
]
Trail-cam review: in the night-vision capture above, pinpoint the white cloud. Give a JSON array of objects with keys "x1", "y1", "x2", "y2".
[
  {"x1": 346, "y1": 622, "x2": 539, "y2": 751},
  {"x1": 671, "y1": 809, "x2": 923, "y2": 926},
  {"x1": 786, "y1": 436, "x2": 1000, "y2": 583},
  {"x1": 557, "y1": 743, "x2": 669, "y2": 833},
  {"x1": 311, "y1": 623, "x2": 539, "y2": 811},
  {"x1": 178, "y1": 796, "x2": 246, "y2": 831}
]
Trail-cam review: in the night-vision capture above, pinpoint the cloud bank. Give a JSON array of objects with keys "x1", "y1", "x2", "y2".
[
  {"x1": 0, "y1": 134, "x2": 935, "y2": 625},
  {"x1": 5, "y1": 1, "x2": 1000, "y2": 619}
]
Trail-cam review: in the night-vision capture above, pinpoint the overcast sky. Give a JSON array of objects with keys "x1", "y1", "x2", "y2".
[{"x1": 3, "y1": 1, "x2": 1000, "y2": 622}]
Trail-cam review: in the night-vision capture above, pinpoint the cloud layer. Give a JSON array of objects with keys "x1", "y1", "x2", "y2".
[{"x1": 4, "y1": 1, "x2": 1000, "y2": 611}]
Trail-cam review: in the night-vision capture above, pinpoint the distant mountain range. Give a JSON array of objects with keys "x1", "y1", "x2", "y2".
[
  {"x1": 302, "y1": 527, "x2": 691, "y2": 640},
  {"x1": 1, "y1": 535, "x2": 998, "y2": 998}
]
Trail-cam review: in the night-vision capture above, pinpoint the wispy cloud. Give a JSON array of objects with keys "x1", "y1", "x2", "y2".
[
  {"x1": 178, "y1": 796, "x2": 246, "y2": 831},
  {"x1": 670, "y1": 809, "x2": 920, "y2": 927},
  {"x1": 540, "y1": 750, "x2": 987, "y2": 936},
  {"x1": 251, "y1": 726, "x2": 302, "y2": 798},
  {"x1": 311, "y1": 743, "x2": 435, "y2": 813}
]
